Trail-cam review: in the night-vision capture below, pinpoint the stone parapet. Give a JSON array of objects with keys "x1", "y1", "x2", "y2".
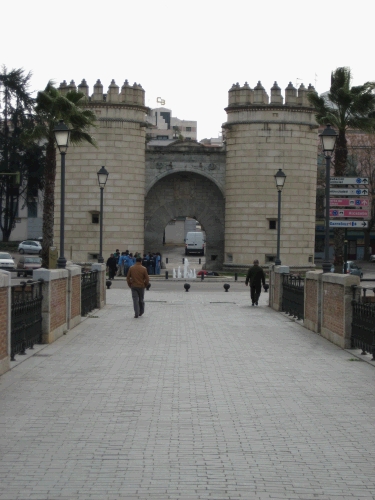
[
  {"x1": 92, "y1": 264, "x2": 106, "y2": 309},
  {"x1": 321, "y1": 273, "x2": 360, "y2": 349},
  {"x1": 269, "y1": 265, "x2": 289, "y2": 311},
  {"x1": 0, "y1": 272, "x2": 11, "y2": 376},
  {"x1": 33, "y1": 269, "x2": 69, "y2": 344},
  {"x1": 304, "y1": 271, "x2": 323, "y2": 333}
]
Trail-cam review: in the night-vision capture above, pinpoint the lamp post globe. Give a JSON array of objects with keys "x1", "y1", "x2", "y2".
[
  {"x1": 97, "y1": 166, "x2": 109, "y2": 264},
  {"x1": 53, "y1": 120, "x2": 71, "y2": 269},
  {"x1": 319, "y1": 124, "x2": 338, "y2": 273}
]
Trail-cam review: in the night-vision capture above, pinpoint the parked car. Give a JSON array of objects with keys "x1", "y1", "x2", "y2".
[
  {"x1": 18, "y1": 240, "x2": 42, "y2": 254},
  {"x1": 16, "y1": 256, "x2": 42, "y2": 277},
  {"x1": 0, "y1": 252, "x2": 15, "y2": 270},
  {"x1": 330, "y1": 261, "x2": 363, "y2": 278},
  {"x1": 370, "y1": 254, "x2": 375, "y2": 262}
]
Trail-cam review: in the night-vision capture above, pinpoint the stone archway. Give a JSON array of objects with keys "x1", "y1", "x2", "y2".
[{"x1": 145, "y1": 172, "x2": 225, "y2": 269}]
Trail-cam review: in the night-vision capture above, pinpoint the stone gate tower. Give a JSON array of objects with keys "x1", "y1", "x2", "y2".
[
  {"x1": 223, "y1": 81, "x2": 318, "y2": 269},
  {"x1": 55, "y1": 79, "x2": 148, "y2": 263}
]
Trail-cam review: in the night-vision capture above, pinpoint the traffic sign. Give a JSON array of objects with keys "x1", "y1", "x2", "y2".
[
  {"x1": 329, "y1": 220, "x2": 368, "y2": 228},
  {"x1": 330, "y1": 188, "x2": 369, "y2": 196},
  {"x1": 330, "y1": 198, "x2": 369, "y2": 207},
  {"x1": 330, "y1": 209, "x2": 369, "y2": 218},
  {"x1": 330, "y1": 177, "x2": 368, "y2": 185}
]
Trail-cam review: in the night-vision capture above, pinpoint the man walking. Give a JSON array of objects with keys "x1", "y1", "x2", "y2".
[
  {"x1": 245, "y1": 259, "x2": 266, "y2": 306},
  {"x1": 127, "y1": 257, "x2": 150, "y2": 318}
]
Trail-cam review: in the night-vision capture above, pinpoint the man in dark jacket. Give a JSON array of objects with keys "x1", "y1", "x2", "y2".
[
  {"x1": 245, "y1": 259, "x2": 266, "y2": 306},
  {"x1": 106, "y1": 253, "x2": 118, "y2": 280}
]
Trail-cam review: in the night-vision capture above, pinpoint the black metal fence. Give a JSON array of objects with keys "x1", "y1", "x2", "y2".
[
  {"x1": 81, "y1": 271, "x2": 98, "y2": 316},
  {"x1": 282, "y1": 274, "x2": 304, "y2": 320},
  {"x1": 351, "y1": 286, "x2": 375, "y2": 361},
  {"x1": 11, "y1": 279, "x2": 44, "y2": 361}
]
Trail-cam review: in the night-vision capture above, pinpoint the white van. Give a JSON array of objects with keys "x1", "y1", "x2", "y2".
[{"x1": 185, "y1": 232, "x2": 205, "y2": 256}]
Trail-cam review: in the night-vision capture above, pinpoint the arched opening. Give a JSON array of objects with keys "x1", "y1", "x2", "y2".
[{"x1": 145, "y1": 172, "x2": 225, "y2": 270}]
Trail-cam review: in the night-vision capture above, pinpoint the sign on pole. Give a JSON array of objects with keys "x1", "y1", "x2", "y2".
[
  {"x1": 330, "y1": 198, "x2": 369, "y2": 207},
  {"x1": 329, "y1": 220, "x2": 368, "y2": 228},
  {"x1": 330, "y1": 177, "x2": 368, "y2": 185},
  {"x1": 330, "y1": 209, "x2": 369, "y2": 218},
  {"x1": 330, "y1": 188, "x2": 369, "y2": 196}
]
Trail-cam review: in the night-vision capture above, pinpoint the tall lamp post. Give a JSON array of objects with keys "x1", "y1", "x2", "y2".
[
  {"x1": 53, "y1": 120, "x2": 70, "y2": 269},
  {"x1": 274, "y1": 168, "x2": 286, "y2": 265},
  {"x1": 319, "y1": 124, "x2": 338, "y2": 273},
  {"x1": 97, "y1": 166, "x2": 109, "y2": 263}
]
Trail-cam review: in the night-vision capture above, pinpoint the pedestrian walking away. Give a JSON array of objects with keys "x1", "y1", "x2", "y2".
[
  {"x1": 245, "y1": 259, "x2": 266, "y2": 306},
  {"x1": 106, "y1": 253, "x2": 118, "y2": 280},
  {"x1": 126, "y1": 257, "x2": 150, "y2": 318}
]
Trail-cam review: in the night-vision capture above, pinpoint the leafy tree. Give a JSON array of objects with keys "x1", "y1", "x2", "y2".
[
  {"x1": 32, "y1": 82, "x2": 96, "y2": 267},
  {"x1": 308, "y1": 67, "x2": 375, "y2": 265},
  {"x1": 0, "y1": 66, "x2": 44, "y2": 241}
]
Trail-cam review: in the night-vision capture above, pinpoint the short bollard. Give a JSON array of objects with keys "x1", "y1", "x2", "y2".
[
  {"x1": 184, "y1": 283, "x2": 190, "y2": 292},
  {"x1": 224, "y1": 283, "x2": 230, "y2": 292},
  {"x1": 235, "y1": 273, "x2": 238, "y2": 281},
  {"x1": 199, "y1": 258, "x2": 201, "y2": 264},
  {"x1": 166, "y1": 257, "x2": 168, "y2": 264},
  {"x1": 201, "y1": 272, "x2": 204, "y2": 281},
  {"x1": 106, "y1": 280, "x2": 112, "y2": 289},
  {"x1": 165, "y1": 271, "x2": 169, "y2": 280},
  {"x1": 182, "y1": 258, "x2": 185, "y2": 264}
]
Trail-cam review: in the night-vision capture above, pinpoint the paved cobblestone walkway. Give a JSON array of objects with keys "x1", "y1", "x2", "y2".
[{"x1": 1, "y1": 285, "x2": 375, "y2": 500}]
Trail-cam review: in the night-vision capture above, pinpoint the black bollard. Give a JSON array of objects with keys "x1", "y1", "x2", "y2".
[
  {"x1": 199, "y1": 258, "x2": 201, "y2": 264},
  {"x1": 166, "y1": 257, "x2": 168, "y2": 264},
  {"x1": 235, "y1": 273, "x2": 238, "y2": 281},
  {"x1": 165, "y1": 270, "x2": 169, "y2": 280},
  {"x1": 201, "y1": 272, "x2": 204, "y2": 281},
  {"x1": 184, "y1": 283, "x2": 190, "y2": 292},
  {"x1": 224, "y1": 283, "x2": 230, "y2": 292},
  {"x1": 182, "y1": 258, "x2": 185, "y2": 264}
]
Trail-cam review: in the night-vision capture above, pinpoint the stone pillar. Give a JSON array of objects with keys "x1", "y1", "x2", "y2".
[
  {"x1": 224, "y1": 80, "x2": 318, "y2": 270},
  {"x1": 92, "y1": 263, "x2": 106, "y2": 309},
  {"x1": 66, "y1": 265, "x2": 82, "y2": 331},
  {"x1": 33, "y1": 269, "x2": 68, "y2": 344},
  {"x1": 55, "y1": 78, "x2": 148, "y2": 264},
  {"x1": 304, "y1": 270, "x2": 323, "y2": 333},
  {"x1": 270, "y1": 265, "x2": 289, "y2": 311},
  {"x1": 0, "y1": 272, "x2": 11, "y2": 376},
  {"x1": 321, "y1": 273, "x2": 360, "y2": 348}
]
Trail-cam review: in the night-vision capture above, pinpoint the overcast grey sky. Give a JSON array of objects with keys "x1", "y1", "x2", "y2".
[{"x1": 3, "y1": 0, "x2": 374, "y2": 140}]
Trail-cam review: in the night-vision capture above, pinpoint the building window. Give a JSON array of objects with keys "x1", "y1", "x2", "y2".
[
  {"x1": 92, "y1": 213, "x2": 99, "y2": 224},
  {"x1": 156, "y1": 135, "x2": 169, "y2": 140},
  {"x1": 28, "y1": 201, "x2": 37, "y2": 218},
  {"x1": 186, "y1": 127, "x2": 192, "y2": 132},
  {"x1": 269, "y1": 220, "x2": 277, "y2": 230}
]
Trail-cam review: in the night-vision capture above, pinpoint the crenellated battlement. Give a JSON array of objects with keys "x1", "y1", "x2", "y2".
[
  {"x1": 58, "y1": 78, "x2": 145, "y2": 107},
  {"x1": 228, "y1": 80, "x2": 316, "y2": 108}
]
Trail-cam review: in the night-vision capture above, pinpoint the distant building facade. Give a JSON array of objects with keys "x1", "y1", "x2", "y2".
[{"x1": 146, "y1": 107, "x2": 197, "y2": 143}]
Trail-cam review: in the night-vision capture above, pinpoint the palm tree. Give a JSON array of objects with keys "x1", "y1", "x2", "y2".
[
  {"x1": 32, "y1": 82, "x2": 96, "y2": 267},
  {"x1": 308, "y1": 67, "x2": 375, "y2": 265}
]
